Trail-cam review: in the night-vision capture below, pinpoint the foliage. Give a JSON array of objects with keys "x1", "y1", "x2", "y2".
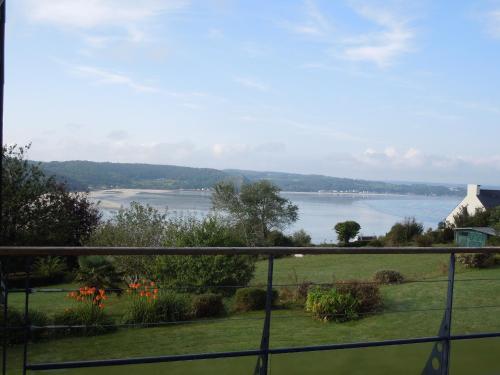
[
  {"x1": 292, "y1": 230, "x2": 312, "y2": 247},
  {"x1": 385, "y1": 217, "x2": 424, "y2": 246},
  {"x1": 32, "y1": 256, "x2": 67, "y2": 279},
  {"x1": 67, "y1": 286, "x2": 109, "y2": 309},
  {"x1": 1, "y1": 145, "x2": 101, "y2": 247},
  {"x1": 266, "y1": 230, "x2": 294, "y2": 246},
  {"x1": 373, "y1": 270, "x2": 405, "y2": 284},
  {"x1": 75, "y1": 256, "x2": 122, "y2": 292},
  {"x1": 456, "y1": 253, "x2": 495, "y2": 269},
  {"x1": 368, "y1": 238, "x2": 384, "y2": 247},
  {"x1": 88, "y1": 202, "x2": 168, "y2": 281},
  {"x1": 0, "y1": 308, "x2": 49, "y2": 344},
  {"x1": 156, "y1": 254, "x2": 255, "y2": 296},
  {"x1": 53, "y1": 304, "x2": 116, "y2": 337},
  {"x1": 305, "y1": 287, "x2": 359, "y2": 322},
  {"x1": 415, "y1": 233, "x2": 434, "y2": 247},
  {"x1": 335, "y1": 280, "x2": 382, "y2": 313},
  {"x1": 234, "y1": 288, "x2": 278, "y2": 312},
  {"x1": 334, "y1": 221, "x2": 361, "y2": 245},
  {"x1": 124, "y1": 287, "x2": 191, "y2": 324},
  {"x1": 211, "y1": 180, "x2": 298, "y2": 245},
  {"x1": 191, "y1": 293, "x2": 225, "y2": 318}
]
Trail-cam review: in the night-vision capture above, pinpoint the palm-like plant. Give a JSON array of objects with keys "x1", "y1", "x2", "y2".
[{"x1": 75, "y1": 256, "x2": 123, "y2": 294}]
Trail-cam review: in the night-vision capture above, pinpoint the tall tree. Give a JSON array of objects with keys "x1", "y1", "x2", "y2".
[
  {"x1": 211, "y1": 180, "x2": 299, "y2": 245},
  {"x1": 334, "y1": 221, "x2": 361, "y2": 245}
]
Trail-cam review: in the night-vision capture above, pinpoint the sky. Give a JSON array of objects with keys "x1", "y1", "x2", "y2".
[{"x1": 4, "y1": 0, "x2": 500, "y2": 185}]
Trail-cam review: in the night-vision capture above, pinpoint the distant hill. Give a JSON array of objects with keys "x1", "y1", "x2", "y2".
[{"x1": 37, "y1": 160, "x2": 465, "y2": 196}]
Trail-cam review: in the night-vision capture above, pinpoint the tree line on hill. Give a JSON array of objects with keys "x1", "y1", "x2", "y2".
[{"x1": 37, "y1": 159, "x2": 464, "y2": 196}]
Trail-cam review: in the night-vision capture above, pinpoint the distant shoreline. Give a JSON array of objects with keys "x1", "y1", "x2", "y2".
[{"x1": 87, "y1": 188, "x2": 458, "y2": 199}]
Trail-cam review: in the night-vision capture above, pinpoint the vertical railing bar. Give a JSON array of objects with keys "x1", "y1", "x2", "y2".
[
  {"x1": 1, "y1": 262, "x2": 8, "y2": 375},
  {"x1": 22, "y1": 258, "x2": 31, "y2": 375},
  {"x1": 255, "y1": 255, "x2": 274, "y2": 375},
  {"x1": 441, "y1": 253, "x2": 455, "y2": 375}
]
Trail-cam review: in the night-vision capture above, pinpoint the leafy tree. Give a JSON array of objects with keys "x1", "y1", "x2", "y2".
[
  {"x1": 334, "y1": 221, "x2": 361, "y2": 245},
  {"x1": 385, "y1": 217, "x2": 424, "y2": 246},
  {"x1": 211, "y1": 180, "x2": 299, "y2": 245},
  {"x1": 1, "y1": 145, "x2": 101, "y2": 247},
  {"x1": 292, "y1": 229, "x2": 312, "y2": 247}
]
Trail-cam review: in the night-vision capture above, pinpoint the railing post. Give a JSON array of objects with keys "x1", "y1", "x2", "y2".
[
  {"x1": 22, "y1": 258, "x2": 31, "y2": 375},
  {"x1": 1, "y1": 260, "x2": 8, "y2": 375},
  {"x1": 254, "y1": 255, "x2": 274, "y2": 375},
  {"x1": 441, "y1": 253, "x2": 455, "y2": 375}
]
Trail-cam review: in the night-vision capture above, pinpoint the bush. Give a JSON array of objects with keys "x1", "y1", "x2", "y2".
[
  {"x1": 386, "y1": 218, "x2": 424, "y2": 246},
  {"x1": 75, "y1": 256, "x2": 122, "y2": 292},
  {"x1": 33, "y1": 256, "x2": 67, "y2": 279},
  {"x1": 156, "y1": 255, "x2": 255, "y2": 296},
  {"x1": 191, "y1": 293, "x2": 225, "y2": 318},
  {"x1": 305, "y1": 287, "x2": 359, "y2": 322},
  {"x1": 124, "y1": 291, "x2": 191, "y2": 324},
  {"x1": 0, "y1": 308, "x2": 49, "y2": 344},
  {"x1": 156, "y1": 291, "x2": 191, "y2": 322},
  {"x1": 368, "y1": 238, "x2": 384, "y2": 247},
  {"x1": 373, "y1": 270, "x2": 404, "y2": 284},
  {"x1": 53, "y1": 304, "x2": 116, "y2": 337},
  {"x1": 335, "y1": 280, "x2": 382, "y2": 313},
  {"x1": 415, "y1": 234, "x2": 433, "y2": 247},
  {"x1": 234, "y1": 288, "x2": 278, "y2": 312},
  {"x1": 456, "y1": 253, "x2": 495, "y2": 268}
]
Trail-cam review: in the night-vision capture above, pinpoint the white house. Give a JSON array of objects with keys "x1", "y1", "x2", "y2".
[{"x1": 446, "y1": 184, "x2": 500, "y2": 225}]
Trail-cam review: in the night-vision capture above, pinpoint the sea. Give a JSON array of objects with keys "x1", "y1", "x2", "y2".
[{"x1": 88, "y1": 189, "x2": 460, "y2": 244}]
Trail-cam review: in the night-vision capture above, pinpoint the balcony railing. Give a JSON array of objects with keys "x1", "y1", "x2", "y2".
[{"x1": 1, "y1": 246, "x2": 500, "y2": 375}]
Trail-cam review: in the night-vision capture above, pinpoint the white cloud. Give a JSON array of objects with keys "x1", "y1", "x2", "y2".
[
  {"x1": 70, "y1": 64, "x2": 159, "y2": 93},
  {"x1": 486, "y1": 10, "x2": 500, "y2": 38},
  {"x1": 21, "y1": 0, "x2": 190, "y2": 49},
  {"x1": 283, "y1": 1, "x2": 416, "y2": 67},
  {"x1": 234, "y1": 77, "x2": 269, "y2": 91},
  {"x1": 23, "y1": 0, "x2": 188, "y2": 29},
  {"x1": 282, "y1": 0, "x2": 332, "y2": 37},
  {"x1": 338, "y1": 4, "x2": 415, "y2": 67}
]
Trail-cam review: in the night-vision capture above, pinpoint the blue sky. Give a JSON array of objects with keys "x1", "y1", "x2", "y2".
[{"x1": 4, "y1": 0, "x2": 500, "y2": 184}]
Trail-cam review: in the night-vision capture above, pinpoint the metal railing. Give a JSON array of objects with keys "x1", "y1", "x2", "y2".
[{"x1": 1, "y1": 246, "x2": 500, "y2": 375}]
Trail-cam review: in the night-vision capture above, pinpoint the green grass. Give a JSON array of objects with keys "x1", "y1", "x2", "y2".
[{"x1": 4, "y1": 254, "x2": 500, "y2": 374}]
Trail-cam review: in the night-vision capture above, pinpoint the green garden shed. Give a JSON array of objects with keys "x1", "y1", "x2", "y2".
[{"x1": 454, "y1": 227, "x2": 498, "y2": 247}]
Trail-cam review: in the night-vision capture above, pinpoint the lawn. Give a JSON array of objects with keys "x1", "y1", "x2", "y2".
[{"x1": 4, "y1": 254, "x2": 500, "y2": 374}]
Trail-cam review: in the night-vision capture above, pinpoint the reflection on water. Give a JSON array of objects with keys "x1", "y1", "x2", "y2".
[{"x1": 89, "y1": 190, "x2": 459, "y2": 244}]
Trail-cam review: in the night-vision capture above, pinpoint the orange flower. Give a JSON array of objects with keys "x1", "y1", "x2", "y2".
[{"x1": 153, "y1": 289, "x2": 158, "y2": 294}]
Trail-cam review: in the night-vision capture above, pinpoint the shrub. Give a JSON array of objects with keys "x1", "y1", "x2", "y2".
[
  {"x1": 156, "y1": 291, "x2": 191, "y2": 322},
  {"x1": 292, "y1": 230, "x2": 312, "y2": 247},
  {"x1": 456, "y1": 253, "x2": 495, "y2": 268},
  {"x1": 368, "y1": 238, "x2": 384, "y2": 247},
  {"x1": 53, "y1": 304, "x2": 116, "y2": 337},
  {"x1": 0, "y1": 308, "x2": 49, "y2": 344},
  {"x1": 335, "y1": 280, "x2": 382, "y2": 313},
  {"x1": 75, "y1": 256, "x2": 122, "y2": 293},
  {"x1": 191, "y1": 293, "x2": 225, "y2": 318},
  {"x1": 33, "y1": 256, "x2": 67, "y2": 279},
  {"x1": 386, "y1": 218, "x2": 424, "y2": 246},
  {"x1": 234, "y1": 288, "x2": 278, "y2": 312},
  {"x1": 373, "y1": 270, "x2": 405, "y2": 285},
  {"x1": 124, "y1": 289, "x2": 191, "y2": 324},
  {"x1": 415, "y1": 234, "x2": 433, "y2": 247},
  {"x1": 156, "y1": 255, "x2": 255, "y2": 296},
  {"x1": 305, "y1": 287, "x2": 359, "y2": 322}
]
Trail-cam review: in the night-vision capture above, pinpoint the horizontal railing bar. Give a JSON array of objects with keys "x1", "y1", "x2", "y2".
[
  {"x1": 2, "y1": 246, "x2": 500, "y2": 256},
  {"x1": 26, "y1": 349, "x2": 264, "y2": 370},
  {"x1": 25, "y1": 331, "x2": 500, "y2": 371}
]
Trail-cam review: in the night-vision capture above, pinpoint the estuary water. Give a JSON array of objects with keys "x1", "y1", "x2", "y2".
[{"x1": 88, "y1": 189, "x2": 460, "y2": 244}]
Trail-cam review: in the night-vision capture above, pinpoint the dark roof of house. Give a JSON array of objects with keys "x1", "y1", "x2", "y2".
[
  {"x1": 478, "y1": 189, "x2": 500, "y2": 209},
  {"x1": 454, "y1": 227, "x2": 498, "y2": 236}
]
